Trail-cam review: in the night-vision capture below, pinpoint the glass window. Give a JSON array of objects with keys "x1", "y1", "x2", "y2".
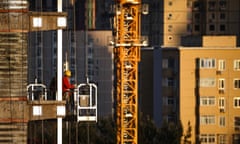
[
  {"x1": 200, "y1": 134, "x2": 216, "y2": 143},
  {"x1": 200, "y1": 58, "x2": 216, "y2": 68},
  {"x1": 220, "y1": 24, "x2": 226, "y2": 31},
  {"x1": 209, "y1": 24, "x2": 215, "y2": 31},
  {"x1": 219, "y1": 97, "x2": 225, "y2": 109},
  {"x1": 234, "y1": 60, "x2": 240, "y2": 70},
  {"x1": 200, "y1": 96, "x2": 215, "y2": 106},
  {"x1": 234, "y1": 97, "x2": 240, "y2": 108},
  {"x1": 208, "y1": 1, "x2": 216, "y2": 11},
  {"x1": 194, "y1": 13, "x2": 200, "y2": 19},
  {"x1": 193, "y1": 1, "x2": 200, "y2": 10},
  {"x1": 162, "y1": 58, "x2": 175, "y2": 68},
  {"x1": 162, "y1": 77, "x2": 174, "y2": 87},
  {"x1": 194, "y1": 24, "x2": 200, "y2": 31},
  {"x1": 218, "y1": 60, "x2": 225, "y2": 71},
  {"x1": 218, "y1": 79, "x2": 225, "y2": 90},
  {"x1": 220, "y1": 13, "x2": 226, "y2": 20},
  {"x1": 167, "y1": 97, "x2": 174, "y2": 105},
  {"x1": 219, "y1": 116, "x2": 226, "y2": 127},
  {"x1": 199, "y1": 78, "x2": 216, "y2": 87},
  {"x1": 234, "y1": 117, "x2": 240, "y2": 131},
  {"x1": 234, "y1": 79, "x2": 240, "y2": 89},
  {"x1": 219, "y1": 0, "x2": 227, "y2": 10},
  {"x1": 219, "y1": 134, "x2": 227, "y2": 144},
  {"x1": 200, "y1": 115, "x2": 215, "y2": 125}
]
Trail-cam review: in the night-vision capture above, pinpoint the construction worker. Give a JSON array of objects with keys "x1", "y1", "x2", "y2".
[
  {"x1": 63, "y1": 70, "x2": 75, "y2": 113},
  {"x1": 63, "y1": 70, "x2": 75, "y2": 99}
]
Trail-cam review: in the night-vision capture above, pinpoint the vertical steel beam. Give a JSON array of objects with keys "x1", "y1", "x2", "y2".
[
  {"x1": 115, "y1": 0, "x2": 141, "y2": 143},
  {"x1": 57, "y1": 0, "x2": 63, "y2": 144}
]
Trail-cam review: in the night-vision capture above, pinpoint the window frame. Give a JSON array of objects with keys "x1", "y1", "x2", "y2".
[
  {"x1": 200, "y1": 96, "x2": 216, "y2": 106},
  {"x1": 218, "y1": 78, "x2": 225, "y2": 90},
  {"x1": 200, "y1": 134, "x2": 216, "y2": 143},
  {"x1": 200, "y1": 115, "x2": 216, "y2": 125},
  {"x1": 219, "y1": 116, "x2": 226, "y2": 127},
  {"x1": 234, "y1": 79, "x2": 240, "y2": 89},
  {"x1": 199, "y1": 78, "x2": 216, "y2": 87},
  {"x1": 219, "y1": 97, "x2": 225, "y2": 109},
  {"x1": 199, "y1": 58, "x2": 216, "y2": 69},
  {"x1": 234, "y1": 60, "x2": 240, "y2": 71},
  {"x1": 218, "y1": 59, "x2": 226, "y2": 71},
  {"x1": 234, "y1": 97, "x2": 240, "y2": 108},
  {"x1": 234, "y1": 117, "x2": 240, "y2": 131}
]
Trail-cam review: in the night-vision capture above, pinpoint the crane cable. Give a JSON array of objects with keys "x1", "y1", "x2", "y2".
[{"x1": 72, "y1": 0, "x2": 79, "y2": 143}]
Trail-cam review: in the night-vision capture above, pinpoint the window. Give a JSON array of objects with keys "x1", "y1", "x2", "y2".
[
  {"x1": 193, "y1": 1, "x2": 200, "y2": 10},
  {"x1": 187, "y1": 24, "x2": 192, "y2": 33},
  {"x1": 234, "y1": 97, "x2": 240, "y2": 108},
  {"x1": 233, "y1": 134, "x2": 240, "y2": 144},
  {"x1": 234, "y1": 60, "x2": 240, "y2": 70},
  {"x1": 162, "y1": 58, "x2": 175, "y2": 68},
  {"x1": 219, "y1": 0, "x2": 227, "y2": 10},
  {"x1": 219, "y1": 134, "x2": 227, "y2": 144},
  {"x1": 234, "y1": 79, "x2": 240, "y2": 89},
  {"x1": 220, "y1": 24, "x2": 226, "y2": 31},
  {"x1": 200, "y1": 58, "x2": 216, "y2": 68},
  {"x1": 234, "y1": 117, "x2": 240, "y2": 131},
  {"x1": 209, "y1": 24, "x2": 215, "y2": 31},
  {"x1": 194, "y1": 13, "x2": 200, "y2": 19},
  {"x1": 200, "y1": 134, "x2": 216, "y2": 143},
  {"x1": 220, "y1": 13, "x2": 226, "y2": 20},
  {"x1": 167, "y1": 97, "x2": 174, "y2": 105},
  {"x1": 218, "y1": 60, "x2": 225, "y2": 71},
  {"x1": 162, "y1": 78, "x2": 174, "y2": 87},
  {"x1": 200, "y1": 115, "x2": 215, "y2": 125},
  {"x1": 218, "y1": 79, "x2": 225, "y2": 90},
  {"x1": 200, "y1": 96, "x2": 215, "y2": 106},
  {"x1": 194, "y1": 24, "x2": 200, "y2": 31},
  {"x1": 199, "y1": 78, "x2": 216, "y2": 87},
  {"x1": 208, "y1": 1, "x2": 216, "y2": 11},
  {"x1": 219, "y1": 116, "x2": 226, "y2": 127},
  {"x1": 219, "y1": 97, "x2": 225, "y2": 109},
  {"x1": 211, "y1": 13, "x2": 215, "y2": 19}
]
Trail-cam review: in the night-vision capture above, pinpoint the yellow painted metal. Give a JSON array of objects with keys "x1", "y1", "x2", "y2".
[{"x1": 114, "y1": 0, "x2": 141, "y2": 143}]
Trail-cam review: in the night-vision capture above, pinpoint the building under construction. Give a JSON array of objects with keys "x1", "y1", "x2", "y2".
[{"x1": 0, "y1": 0, "x2": 68, "y2": 143}]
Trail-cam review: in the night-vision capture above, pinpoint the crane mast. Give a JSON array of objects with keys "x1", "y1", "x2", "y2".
[{"x1": 114, "y1": 0, "x2": 141, "y2": 143}]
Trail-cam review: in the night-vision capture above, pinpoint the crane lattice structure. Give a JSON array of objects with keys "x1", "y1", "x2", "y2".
[{"x1": 114, "y1": 0, "x2": 143, "y2": 143}]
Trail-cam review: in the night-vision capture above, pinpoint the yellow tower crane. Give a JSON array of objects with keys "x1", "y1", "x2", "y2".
[{"x1": 114, "y1": 0, "x2": 147, "y2": 143}]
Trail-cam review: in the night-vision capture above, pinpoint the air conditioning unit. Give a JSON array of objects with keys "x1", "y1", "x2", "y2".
[
  {"x1": 219, "y1": 89, "x2": 225, "y2": 94},
  {"x1": 216, "y1": 70, "x2": 222, "y2": 75},
  {"x1": 220, "y1": 108, "x2": 225, "y2": 113}
]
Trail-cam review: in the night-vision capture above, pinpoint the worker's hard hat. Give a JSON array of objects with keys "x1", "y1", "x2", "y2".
[{"x1": 64, "y1": 70, "x2": 71, "y2": 77}]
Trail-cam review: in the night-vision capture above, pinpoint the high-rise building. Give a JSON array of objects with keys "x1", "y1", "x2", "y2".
[
  {"x1": 179, "y1": 36, "x2": 240, "y2": 143},
  {"x1": 140, "y1": 0, "x2": 240, "y2": 143},
  {"x1": 142, "y1": 0, "x2": 240, "y2": 47},
  {"x1": 141, "y1": 36, "x2": 240, "y2": 143}
]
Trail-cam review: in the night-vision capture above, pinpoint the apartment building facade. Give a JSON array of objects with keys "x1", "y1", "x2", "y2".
[
  {"x1": 141, "y1": 36, "x2": 240, "y2": 143},
  {"x1": 179, "y1": 36, "x2": 240, "y2": 143},
  {"x1": 142, "y1": 0, "x2": 240, "y2": 47}
]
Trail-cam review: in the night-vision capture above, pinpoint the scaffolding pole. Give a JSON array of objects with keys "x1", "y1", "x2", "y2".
[{"x1": 57, "y1": 0, "x2": 63, "y2": 144}]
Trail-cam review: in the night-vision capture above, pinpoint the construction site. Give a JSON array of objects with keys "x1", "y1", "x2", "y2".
[
  {"x1": 0, "y1": 0, "x2": 147, "y2": 143},
  {"x1": 2, "y1": 0, "x2": 240, "y2": 144}
]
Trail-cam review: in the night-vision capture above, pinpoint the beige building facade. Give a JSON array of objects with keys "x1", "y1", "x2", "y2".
[{"x1": 179, "y1": 36, "x2": 240, "y2": 143}]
